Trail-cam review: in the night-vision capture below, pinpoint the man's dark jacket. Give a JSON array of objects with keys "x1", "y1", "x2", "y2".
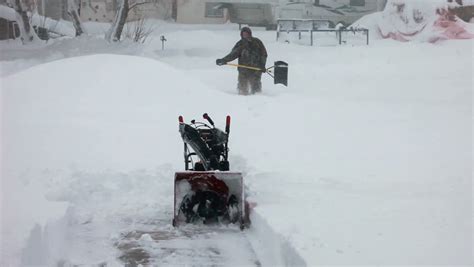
[{"x1": 222, "y1": 37, "x2": 268, "y2": 72}]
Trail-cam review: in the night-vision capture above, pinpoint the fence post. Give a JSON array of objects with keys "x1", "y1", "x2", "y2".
[
  {"x1": 276, "y1": 21, "x2": 280, "y2": 41},
  {"x1": 160, "y1": 35, "x2": 167, "y2": 50}
]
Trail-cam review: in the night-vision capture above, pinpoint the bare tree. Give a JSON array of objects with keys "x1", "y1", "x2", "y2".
[
  {"x1": 67, "y1": 0, "x2": 84, "y2": 36},
  {"x1": 9, "y1": 0, "x2": 37, "y2": 43},
  {"x1": 129, "y1": 0, "x2": 154, "y2": 11},
  {"x1": 124, "y1": 17, "x2": 154, "y2": 43},
  {"x1": 106, "y1": 0, "x2": 163, "y2": 42},
  {"x1": 105, "y1": 0, "x2": 129, "y2": 42}
]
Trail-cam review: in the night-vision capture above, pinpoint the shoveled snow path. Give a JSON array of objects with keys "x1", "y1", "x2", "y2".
[
  {"x1": 26, "y1": 169, "x2": 261, "y2": 266},
  {"x1": 117, "y1": 223, "x2": 260, "y2": 266}
]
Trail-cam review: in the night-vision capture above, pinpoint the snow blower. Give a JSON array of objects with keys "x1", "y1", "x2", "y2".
[
  {"x1": 226, "y1": 61, "x2": 289, "y2": 86},
  {"x1": 173, "y1": 114, "x2": 248, "y2": 229}
]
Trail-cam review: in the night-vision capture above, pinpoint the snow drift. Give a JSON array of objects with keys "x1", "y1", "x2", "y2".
[
  {"x1": 1, "y1": 54, "x2": 211, "y2": 265},
  {"x1": 354, "y1": 0, "x2": 474, "y2": 42}
]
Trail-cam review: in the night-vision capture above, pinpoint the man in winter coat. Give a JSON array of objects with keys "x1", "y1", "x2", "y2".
[{"x1": 216, "y1": 27, "x2": 268, "y2": 95}]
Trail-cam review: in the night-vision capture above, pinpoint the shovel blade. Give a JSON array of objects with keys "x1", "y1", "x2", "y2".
[{"x1": 273, "y1": 61, "x2": 288, "y2": 86}]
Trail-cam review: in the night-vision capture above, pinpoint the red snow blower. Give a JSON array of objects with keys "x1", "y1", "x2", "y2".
[{"x1": 173, "y1": 114, "x2": 248, "y2": 229}]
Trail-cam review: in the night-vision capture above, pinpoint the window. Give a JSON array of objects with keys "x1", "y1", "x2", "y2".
[
  {"x1": 205, "y1": 3, "x2": 224, "y2": 18},
  {"x1": 350, "y1": 0, "x2": 365, "y2": 6},
  {"x1": 106, "y1": 2, "x2": 114, "y2": 12}
]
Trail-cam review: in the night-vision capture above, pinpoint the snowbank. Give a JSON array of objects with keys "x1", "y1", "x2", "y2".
[
  {"x1": 1, "y1": 169, "x2": 68, "y2": 265},
  {"x1": 1, "y1": 53, "x2": 245, "y2": 265},
  {"x1": 1, "y1": 54, "x2": 238, "y2": 173},
  {"x1": 353, "y1": 0, "x2": 474, "y2": 42}
]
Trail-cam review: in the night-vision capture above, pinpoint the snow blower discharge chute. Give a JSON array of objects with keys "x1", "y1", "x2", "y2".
[{"x1": 173, "y1": 114, "x2": 248, "y2": 229}]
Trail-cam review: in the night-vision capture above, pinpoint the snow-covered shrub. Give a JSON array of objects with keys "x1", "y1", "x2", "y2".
[{"x1": 124, "y1": 17, "x2": 154, "y2": 43}]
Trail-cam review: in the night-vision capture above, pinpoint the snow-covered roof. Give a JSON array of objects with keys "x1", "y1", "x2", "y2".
[{"x1": 0, "y1": 5, "x2": 17, "y2": 21}]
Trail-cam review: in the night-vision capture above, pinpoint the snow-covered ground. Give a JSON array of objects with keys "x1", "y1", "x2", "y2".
[
  {"x1": 353, "y1": 0, "x2": 474, "y2": 42},
  {"x1": 1, "y1": 20, "x2": 472, "y2": 266}
]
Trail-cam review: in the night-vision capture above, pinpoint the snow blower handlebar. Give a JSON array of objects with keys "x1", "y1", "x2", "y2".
[
  {"x1": 225, "y1": 115, "x2": 231, "y2": 134},
  {"x1": 203, "y1": 113, "x2": 214, "y2": 127},
  {"x1": 177, "y1": 114, "x2": 232, "y2": 170},
  {"x1": 178, "y1": 114, "x2": 229, "y2": 131}
]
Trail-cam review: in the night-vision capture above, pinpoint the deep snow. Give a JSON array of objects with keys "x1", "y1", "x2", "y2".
[
  {"x1": 353, "y1": 0, "x2": 474, "y2": 42},
  {"x1": 1, "y1": 21, "x2": 472, "y2": 266}
]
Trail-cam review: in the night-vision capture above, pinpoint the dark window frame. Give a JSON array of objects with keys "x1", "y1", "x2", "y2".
[
  {"x1": 350, "y1": 0, "x2": 366, "y2": 6},
  {"x1": 205, "y1": 2, "x2": 224, "y2": 18}
]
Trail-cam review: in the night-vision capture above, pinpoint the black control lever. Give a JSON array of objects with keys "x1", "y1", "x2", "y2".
[{"x1": 203, "y1": 113, "x2": 214, "y2": 127}]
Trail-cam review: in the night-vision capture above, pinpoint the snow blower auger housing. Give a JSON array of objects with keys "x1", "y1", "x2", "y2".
[{"x1": 173, "y1": 114, "x2": 248, "y2": 229}]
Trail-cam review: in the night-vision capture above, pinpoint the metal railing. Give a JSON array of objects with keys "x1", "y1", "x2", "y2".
[{"x1": 276, "y1": 19, "x2": 369, "y2": 46}]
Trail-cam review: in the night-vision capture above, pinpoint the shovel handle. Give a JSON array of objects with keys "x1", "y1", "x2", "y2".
[{"x1": 225, "y1": 63, "x2": 265, "y2": 72}]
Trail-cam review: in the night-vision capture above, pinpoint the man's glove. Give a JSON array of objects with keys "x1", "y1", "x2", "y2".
[{"x1": 216, "y1": 59, "x2": 225, "y2": 66}]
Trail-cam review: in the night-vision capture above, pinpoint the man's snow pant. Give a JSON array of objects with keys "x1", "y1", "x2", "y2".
[{"x1": 237, "y1": 69, "x2": 262, "y2": 95}]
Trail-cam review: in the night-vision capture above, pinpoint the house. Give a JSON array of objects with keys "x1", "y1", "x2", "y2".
[
  {"x1": 278, "y1": 0, "x2": 388, "y2": 27},
  {"x1": 0, "y1": 1, "x2": 33, "y2": 40},
  {"x1": 203, "y1": 0, "x2": 388, "y2": 29},
  {"x1": 175, "y1": 0, "x2": 230, "y2": 24},
  {"x1": 36, "y1": 0, "x2": 67, "y2": 20},
  {"x1": 174, "y1": 0, "x2": 389, "y2": 29},
  {"x1": 0, "y1": 17, "x2": 19, "y2": 40},
  {"x1": 79, "y1": 0, "x2": 174, "y2": 22},
  {"x1": 32, "y1": 0, "x2": 175, "y2": 23},
  {"x1": 79, "y1": 0, "x2": 116, "y2": 22}
]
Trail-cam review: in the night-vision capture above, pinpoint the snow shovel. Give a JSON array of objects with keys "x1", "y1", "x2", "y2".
[{"x1": 226, "y1": 61, "x2": 288, "y2": 86}]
